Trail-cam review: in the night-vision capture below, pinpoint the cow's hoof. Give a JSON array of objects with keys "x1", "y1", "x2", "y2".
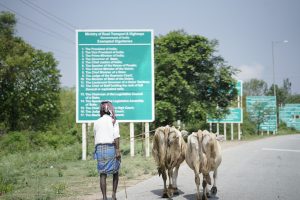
[
  {"x1": 173, "y1": 187, "x2": 179, "y2": 195},
  {"x1": 162, "y1": 193, "x2": 169, "y2": 198},
  {"x1": 211, "y1": 186, "x2": 217, "y2": 195},
  {"x1": 206, "y1": 192, "x2": 211, "y2": 198},
  {"x1": 202, "y1": 195, "x2": 207, "y2": 200}
]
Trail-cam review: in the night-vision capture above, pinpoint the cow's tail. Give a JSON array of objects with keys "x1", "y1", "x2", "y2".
[{"x1": 152, "y1": 127, "x2": 167, "y2": 176}]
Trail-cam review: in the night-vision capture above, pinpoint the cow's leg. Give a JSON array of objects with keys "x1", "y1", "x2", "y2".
[
  {"x1": 162, "y1": 170, "x2": 169, "y2": 198},
  {"x1": 172, "y1": 166, "x2": 180, "y2": 195},
  {"x1": 202, "y1": 179, "x2": 208, "y2": 200},
  {"x1": 167, "y1": 168, "x2": 174, "y2": 197},
  {"x1": 203, "y1": 173, "x2": 211, "y2": 198},
  {"x1": 194, "y1": 169, "x2": 201, "y2": 200},
  {"x1": 194, "y1": 165, "x2": 201, "y2": 200},
  {"x1": 211, "y1": 169, "x2": 218, "y2": 196}
]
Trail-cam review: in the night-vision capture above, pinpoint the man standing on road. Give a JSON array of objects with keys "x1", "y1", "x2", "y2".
[{"x1": 94, "y1": 101, "x2": 121, "y2": 200}]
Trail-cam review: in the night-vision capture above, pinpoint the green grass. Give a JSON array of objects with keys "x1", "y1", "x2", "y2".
[{"x1": 0, "y1": 138, "x2": 157, "y2": 200}]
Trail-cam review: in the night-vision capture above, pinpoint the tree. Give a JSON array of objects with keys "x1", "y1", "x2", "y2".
[
  {"x1": 0, "y1": 12, "x2": 61, "y2": 131},
  {"x1": 267, "y1": 78, "x2": 292, "y2": 106},
  {"x1": 154, "y1": 30, "x2": 237, "y2": 127},
  {"x1": 287, "y1": 94, "x2": 300, "y2": 103},
  {"x1": 243, "y1": 79, "x2": 268, "y2": 96}
]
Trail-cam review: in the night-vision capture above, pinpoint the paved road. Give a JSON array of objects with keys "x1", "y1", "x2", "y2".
[{"x1": 116, "y1": 134, "x2": 300, "y2": 200}]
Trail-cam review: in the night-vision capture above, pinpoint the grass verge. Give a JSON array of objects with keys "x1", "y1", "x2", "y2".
[{"x1": 0, "y1": 140, "x2": 157, "y2": 200}]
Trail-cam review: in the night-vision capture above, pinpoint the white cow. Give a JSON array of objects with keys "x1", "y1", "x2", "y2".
[
  {"x1": 152, "y1": 125, "x2": 186, "y2": 198},
  {"x1": 185, "y1": 130, "x2": 222, "y2": 200}
]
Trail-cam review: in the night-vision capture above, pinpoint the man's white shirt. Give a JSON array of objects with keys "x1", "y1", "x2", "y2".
[{"x1": 94, "y1": 114, "x2": 120, "y2": 145}]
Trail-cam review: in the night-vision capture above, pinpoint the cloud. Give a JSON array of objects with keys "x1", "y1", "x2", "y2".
[{"x1": 234, "y1": 64, "x2": 265, "y2": 81}]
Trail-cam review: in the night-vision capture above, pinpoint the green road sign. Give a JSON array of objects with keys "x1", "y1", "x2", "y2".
[
  {"x1": 279, "y1": 104, "x2": 300, "y2": 131},
  {"x1": 246, "y1": 96, "x2": 277, "y2": 131},
  {"x1": 236, "y1": 80, "x2": 243, "y2": 96},
  {"x1": 207, "y1": 108, "x2": 243, "y2": 123},
  {"x1": 76, "y1": 30, "x2": 154, "y2": 123}
]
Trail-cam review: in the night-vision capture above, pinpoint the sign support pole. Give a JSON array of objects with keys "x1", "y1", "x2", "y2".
[
  {"x1": 238, "y1": 123, "x2": 241, "y2": 140},
  {"x1": 130, "y1": 122, "x2": 135, "y2": 157},
  {"x1": 224, "y1": 123, "x2": 227, "y2": 141},
  {"x1": 145, "y1": 122, "x2": 150, "y2": 157},
  {"x1": 231, "y1": 123, "x2": 234, "y2": 140},
  {"x1": 82, "y1": 123, "x2": 87, "y2": 160}
]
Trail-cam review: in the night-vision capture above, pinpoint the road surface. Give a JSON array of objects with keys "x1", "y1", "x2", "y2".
[{"x1": 115, "y1": 134, "x2": 300, "y2": 200}]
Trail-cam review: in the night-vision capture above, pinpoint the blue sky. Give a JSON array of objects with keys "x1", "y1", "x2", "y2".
[{"x1": 1, "y1": 0, "x2": 300, "y2": 94}]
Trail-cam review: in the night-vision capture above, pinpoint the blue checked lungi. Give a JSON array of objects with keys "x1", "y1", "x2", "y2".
[{"x1": 94, "y1": 143, "x2": 121, "y2": 174}]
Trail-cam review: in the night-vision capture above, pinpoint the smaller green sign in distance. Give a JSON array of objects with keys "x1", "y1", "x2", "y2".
[
  {"x1": 236, "y1": 80, "x2": 243, "y2": 96},
  {"x1": 246, "y1": 96, "x2": 277, "y2": 131},
  {"x1": 207, "y1": 108, "x2": 243, "y2": 123},
  {"x1": 279, "y1": 104, "x2": 300, "y2": 131},
  {"x1": 76, "y1": 30, "x2": 154, "y2": 123}
]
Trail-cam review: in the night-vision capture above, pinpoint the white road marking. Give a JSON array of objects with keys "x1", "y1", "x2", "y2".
[{"x1": 262, "y1": 148, "x2": 300, "y2": 153}]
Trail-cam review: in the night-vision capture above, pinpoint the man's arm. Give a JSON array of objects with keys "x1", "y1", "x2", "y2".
[{"x1": 114, "y1": 137, "x2": 121, "y2": 160}]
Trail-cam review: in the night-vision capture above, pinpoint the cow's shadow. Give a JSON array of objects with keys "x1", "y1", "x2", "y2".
[
  {"x1": 150, "y1": 189, "x2": 219, "y2": 200},
  {"x1": 150, "y1": 188, "x2": 184, "y2": 199},
  {"x1": 182, "y1": 193, "x2": 219, "y2": 200}
]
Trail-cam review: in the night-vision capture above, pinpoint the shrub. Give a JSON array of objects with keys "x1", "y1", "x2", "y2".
[
  {"x1": 51, "y1": 182, "x2": 66, "y2": 194},
  {"x1": 0, "y1": 131, "x2": 31, "y2": 154},
  {"x1": 0, "y1": 171, "x2": 16, "y2": 194}
]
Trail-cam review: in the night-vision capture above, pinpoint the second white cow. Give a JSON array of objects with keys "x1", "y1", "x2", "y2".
[{"x1": 185, "y1": 130, "x2": 222, "y2": 200}]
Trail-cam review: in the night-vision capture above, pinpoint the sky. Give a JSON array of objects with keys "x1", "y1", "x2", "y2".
[{"x1": 1, "y1": 0, "x2": 300, "y2": 94}]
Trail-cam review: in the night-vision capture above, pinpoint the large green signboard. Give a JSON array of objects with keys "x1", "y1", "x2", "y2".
[
  {"x1": 279, "y1": 104, "x2": 300, "y2": 131},
  {"x1": 76, "y1": 30, "x2": 154, "y2": 123},
  {"x1": 246, "y1": 96, "x2": 277, "y2": 131},
  {"x1": 207, "y1": 108, "x2": 243, "y2": 123}
]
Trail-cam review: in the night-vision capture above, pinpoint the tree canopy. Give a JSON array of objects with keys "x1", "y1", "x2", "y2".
[
  {"x1": 154, "y1": 30, "x2": 237, "y2": 128},
  {"x1": 0, "y1": 12, "x2": 61, "y2": 131},
  {"x1": 243, "y1": 79, "x2": 268, "y2": 96}
]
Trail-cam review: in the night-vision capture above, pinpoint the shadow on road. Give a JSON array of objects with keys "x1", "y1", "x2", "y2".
[
  {"x1": 182, "y1": 193, "x2": 219, "y2": 200},
  {"x1": 150, "y1": 188, "x2": 219, "y2": 200},
  {"x1": 150, "y1": 188, "x2": 185, "y2": 199}
]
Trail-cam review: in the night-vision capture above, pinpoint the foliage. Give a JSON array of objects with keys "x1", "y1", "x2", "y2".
[
  {"x1": 247, "y1": 102, "x2": 275, "y2": 134},
  {"x1": 267, "y1": 78, "x2": 292, "y2": 106},
  {"x1": 51, "y1": 182, "x2": 66, "y2": 194},
  {"x1": 0, "y1": 139, "x2": 156, "y2": 199},
  {"x1": 0, "y1": 12, "x2": 61, "y2": 131},
  {"x1": 0, "y1": 171, "x2": 16, "y2": 195},
  {"x1": 286, "y1": 94, "x2": 300, "y2": 103},
  {"x1": 154, "y1": 30, "x2": 237, "y2": 126},
  {"x1": 0, "y1": 131, "x2": 78, "y2": 157},
  {"x1": 155, "y1": 101, "x2": 176, "y2": 125},
  {"x1": 241, "y1": 111, "x2": 257, "y2": 135},
  {"x1": 243, "y1": 79, "x2": 268, "y2": 96}
]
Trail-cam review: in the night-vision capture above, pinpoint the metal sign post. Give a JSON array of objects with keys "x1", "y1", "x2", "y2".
[
  {"x1": 145, "y1": 122, "x2": 150, "y2": 157},
  {"x1": 82, "y1": 123, "x2": 87, "y2": 160}
]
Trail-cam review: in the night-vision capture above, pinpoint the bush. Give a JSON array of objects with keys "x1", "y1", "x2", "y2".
[
  {"x1": 0, "y1": 130, "x2": 79, "y2": 157},
  {"x1": 0, "y1": 171, "x2": 16, "y2": 195},
  {"x1": 0, "y1": 132, "x2": 31, "y2": 154}
]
